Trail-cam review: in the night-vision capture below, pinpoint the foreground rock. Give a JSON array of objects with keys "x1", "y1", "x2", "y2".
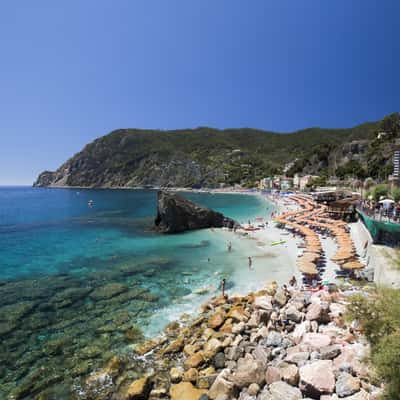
[
  {"x1": 81, "y1": 281, "x2": 381, "y2": 400},
  {"x1": 154, "y1": 191, "x2": 238, "y2": 233}
]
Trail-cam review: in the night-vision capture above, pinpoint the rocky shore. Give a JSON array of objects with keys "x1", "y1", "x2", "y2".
[{"x1": 82, "y1": 281, "x2": 381, "y2": 400}]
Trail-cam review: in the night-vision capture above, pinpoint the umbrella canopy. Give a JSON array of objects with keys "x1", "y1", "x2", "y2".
[
  {"x1": 298, "y1": 261, "x2": 319, "y2": 275},
  {"x1": 379, "y1": 199, "x2": 395, "y2": 204},
  {"x1": 341, "y1": 260, "x2": 365, "y2": 270}
]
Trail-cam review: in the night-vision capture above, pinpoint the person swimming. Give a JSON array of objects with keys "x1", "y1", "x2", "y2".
[
  {"x1": 248, "y1": 256, "x2": 253, "y2": 270},
  {"x1": 228, "y1": 241, "x2": 232, "y2": 252}
]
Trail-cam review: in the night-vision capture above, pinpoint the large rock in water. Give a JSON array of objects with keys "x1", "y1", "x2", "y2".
[{"x1": 154, "y1": 191, "x2": 237, "y2": 233}]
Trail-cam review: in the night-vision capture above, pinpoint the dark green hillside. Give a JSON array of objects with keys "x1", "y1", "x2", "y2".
[{"x1": 34, "y1": 116, "x2": 397, "y2": 188}]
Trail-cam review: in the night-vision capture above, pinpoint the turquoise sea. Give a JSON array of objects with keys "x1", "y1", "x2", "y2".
[{"x1": 0, "y1": 187, "x2": 277, "y2": 398}]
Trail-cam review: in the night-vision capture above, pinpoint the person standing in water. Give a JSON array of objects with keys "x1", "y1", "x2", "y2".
[
  {"x1": 248, "y1": 256, "x2": 253, "y2": 270},
  {"x1": 228, "y1": 241, "x2": 232, "y2": 252},
  {"x1": 221, "y1": 278, "x2": 226, "y2": 298}
]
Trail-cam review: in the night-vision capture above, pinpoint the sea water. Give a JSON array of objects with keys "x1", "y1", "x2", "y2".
[{"x1": 0, "y1": 187, "x2": 288, "y2": 398}]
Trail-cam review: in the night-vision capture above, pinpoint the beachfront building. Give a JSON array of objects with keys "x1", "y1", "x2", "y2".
[
  {"x1": 299, "y1": 175, "x2": 317, "y2": 191},
  {"x1": 293, "y1": 174, "x2": 300, "y2": 189},
  {"x1": 281, "y1": 177, "x2": 293, "y2": 191},
  {"x1": 394, "y1": 149, "x2": 400, "y2": 180},
  {"x1": 259, "y1": 177, "x2": 273, "y2": 189}
]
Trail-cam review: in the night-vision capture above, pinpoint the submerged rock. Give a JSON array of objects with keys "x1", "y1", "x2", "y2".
[{"x1": 154, "y1": 191, "x2": 238, "y2": 233}]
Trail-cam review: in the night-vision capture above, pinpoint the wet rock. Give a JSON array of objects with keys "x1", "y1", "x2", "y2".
[
  {"x1": 170, "y1": 367, "x2": 184, "y2": 383},
  {"x1": 90, "y1": 283, "x2": 128, "y2": 300},
  {"x1": 125, "y1": 375, "x2": 152, "y2": 400},
  {"x1": 227, "y1": 305, "x2": 249, "y2": 322},
  {"x1": 299, "y1": 360, "x2": 335, "y2": 397},
  {"x1": 169, "y1": 381, "x2": 207, "y2": 400},
  {"x1": 208, "y1": 311, "x2": 226, "y2": 329},
  {"x1": 125, "y1": 325, "x2": 145, "y2": 342},
  {"x1": 212, "y1": 352, "x2": 226, "y2": 369},
  {"x1": 204, "y1": 338, "x2": 223, "y2": 358},
  {"x1": 185, "y1": 351, "x2": 205, "y2": 369},
  {"x1": 155, "y1": 191, "x2": 237, "y2": 233},
  {"x1": 163, "y1": 336, "x2": 185, "y2": 354},
  {"x1": 183, "y1": 368, "x2": 199, "y2": 382},
  {"x1": 335, "y1": 372, "x2": 360, "y2": 397}
]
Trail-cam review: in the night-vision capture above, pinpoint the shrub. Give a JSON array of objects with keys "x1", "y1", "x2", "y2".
[{"x1": 347, "y1": 288, "x2": 400, "y2": 398}]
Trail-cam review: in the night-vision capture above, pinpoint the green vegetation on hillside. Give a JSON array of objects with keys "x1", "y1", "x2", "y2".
[{"x1": 34, "y1": 115, "x2": 399, "y2": 188}]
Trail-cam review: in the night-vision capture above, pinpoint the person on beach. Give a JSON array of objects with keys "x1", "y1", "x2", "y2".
[
  {"x1": 362, "y1": 240, "x2": 368, "y2": 257},
  {"x1": 289, "y1": 275, "x2": 297, "y2": 288},
  {"x1": 248, "y1": 256, "x2": 253, "y2": 270}
]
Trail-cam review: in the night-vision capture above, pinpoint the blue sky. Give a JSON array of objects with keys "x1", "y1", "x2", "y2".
[{"x1": 1, "y1": 1, "x2": 399, "y2": 185}]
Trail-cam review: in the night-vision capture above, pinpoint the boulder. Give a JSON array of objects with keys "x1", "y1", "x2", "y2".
[
  {"x1": 185, "y1": 351, "x2": 205, "y2": 369},
  {"x1": 155, "y1": 191, "x2": 237, "y2": 233},
  {"x1": 274, "y1": 288, "x2": 287, "y2": 307},
  {"x1": 265, "y1": 366, "x2": 281, "y2": 384},
  {"x1": 279, "y1": 362, "x2": 299, "y2": 386},
  {"x1": 125, "y1": 375, "x2": 152, "y2": 400},
  {"x1": 335, "y1": 372, "x2": 360, "y2": 397},
  {"x1": 285, "y1": 351, "x2": 310, "y2": 366},
  {"x1": 208, "y1": 369, "x2": 235, "y2": 400},
  {"x1": 299, "y1": 360, "x2": 335, "y2": 398},
  {"x1": 170, "y1": 367, "x2": 184, "y2": 383},
  {"x1": 306, "y1": 303, "x2": 322, "y2": 321},
  {"x1": 301, "y1": 333, "x2": 331, "y2": 350},
  {"x1": 232, "y1": 355, "x2": 265, "y2": 388},
  {"x1": 266, "y1": 331, "x2": 282, "y2": 347},
  {"x1": 169, "y1": 382, "x2": 207, "y2": 400},
  {"x1": 183, "y1": 368, "x2": 199, "y2": 382},
  {"x1": 208, "y1": 312, "x2": 226, "y2": 329},
  {"x1": 320, "y1": 344, "x2": 341, "y2": 360},
  {"x1": 286, "y1": 306, "x2": 303, "y2": 323},
  {"x1": 253, "y1": 344, "x2": 270, "y2": 365},
  {"x1": 254, "y1": 296, "x2": 273, "y2": 311},
  {"x1": 204, "y1": 338, "x2": 223, "y2": 358},
  {"x1": 227, "y1": 305, "x2": 248, "y2": 322},
  {"x1": 268, "y1": 381, "x2": 303, "y2": 400}
]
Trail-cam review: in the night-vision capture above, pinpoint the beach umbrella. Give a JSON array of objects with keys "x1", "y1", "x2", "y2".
[
  {"x1": 379, "y1": 199, "x2": 395, "y2": 205},
  {"x1": 341, "y1": 260, "x2": 364, "y2": 270},
  {"x1": 298, "y1": 261, "x2": 318, "y2": 275}
]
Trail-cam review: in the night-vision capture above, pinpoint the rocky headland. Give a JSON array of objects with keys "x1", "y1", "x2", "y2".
[
  {"x1": 81, "y1": 281, "x2": 381, "y2": 400},
  {"x1": 154, "y1": 191, "x2": 238, "y2": 233}
]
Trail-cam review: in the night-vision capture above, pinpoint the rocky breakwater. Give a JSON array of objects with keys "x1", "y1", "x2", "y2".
[
  {"x1": 154, "y1": 191, "x2": 238, "y2": 233},
  {"x1": 84, "y1": 282, "x2": 382, "y2": 400}
]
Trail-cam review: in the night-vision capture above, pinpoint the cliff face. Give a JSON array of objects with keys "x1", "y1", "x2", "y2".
[
  {"x1": 154, "y1": 191, "x2": 237, "y2": 233},
  {"x1": 33, "y1": 119, "x2": 394, "y2": 189}
]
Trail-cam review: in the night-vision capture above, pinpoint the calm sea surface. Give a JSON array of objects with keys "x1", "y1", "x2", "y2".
[{"x1": 0, "y1": 187, "x2": 273, "y2": 398}]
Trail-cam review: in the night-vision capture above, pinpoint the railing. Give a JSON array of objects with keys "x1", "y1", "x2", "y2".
[{"x1": 357, "y1": 204, "x2": 400, "y2": 224}]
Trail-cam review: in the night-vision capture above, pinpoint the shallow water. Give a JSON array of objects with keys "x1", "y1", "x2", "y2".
[{"x1": 0, "y1": 187, "x2": 280, "y2": 398}]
